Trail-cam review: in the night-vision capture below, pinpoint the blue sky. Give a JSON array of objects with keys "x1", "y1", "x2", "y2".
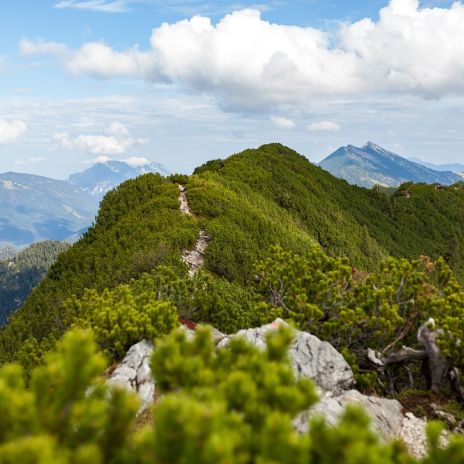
[{"x1": 0, "y1": 0, "x2": 463, "y2": 178}]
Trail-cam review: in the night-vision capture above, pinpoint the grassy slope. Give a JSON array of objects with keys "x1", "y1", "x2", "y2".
[{"x1": 1, "y1": 144, "x2": 464, "y2": 362}]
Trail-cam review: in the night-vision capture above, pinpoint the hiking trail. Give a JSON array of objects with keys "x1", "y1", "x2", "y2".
[{"x1": 178, "y1": 184, "x2": 211, "y2": 277}]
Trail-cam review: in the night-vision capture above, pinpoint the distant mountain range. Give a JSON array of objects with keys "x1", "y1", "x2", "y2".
[
  {"x1": 0, "y1": 160, "x2": 170, "y2": 247},
  {"x1": 319, "y1": 142, "x2": 462, "y2": 188},
  {"x1": 408, "y1": 157, "x2": 464, "y2": 174},
  {"x1": 69, "y1": 160, "x2": 170, "y2": 199}
]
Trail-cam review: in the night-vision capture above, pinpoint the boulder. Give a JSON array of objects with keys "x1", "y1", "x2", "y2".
[
  {"x1": 218, "y1": 319, "x2": 355, "y2": 394},
  {"x1": 400, "y1": 412, "x2": 429, "y2": 458},
  {"x1": 294, "y1": 390, "x2": 404, "y2": 437},
  {"x1": 110, "y1": 319, "x2": 434, "y2": 459},
  {"x1": 107, "y1": 340, "x2": 154, "y2": 412}
]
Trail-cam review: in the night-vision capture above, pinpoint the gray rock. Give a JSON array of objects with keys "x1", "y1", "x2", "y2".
[
  {"x1": 294, "y1": 390, "x2": 439, "y2": 459},
  {"x1": 400, "y1": 412, "x2": 429, "y2": 458},
  {"x1": 294, "y1": 390, "x2": 404, "y2": 438},
  {"x1": 110, "y1": 320, "x2": 435, "y2": 460},
  {"x1": 107, "y1": 340, "x2": 154, "y2": 412},
  {"x1": 218, "y1": 319, "x2": 355, "y2": 394}
]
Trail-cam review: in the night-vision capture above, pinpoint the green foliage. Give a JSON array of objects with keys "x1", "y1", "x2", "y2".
[
  {"x1": 67, "y1": 276, "x2": 179, "y2": 360},
  {"x1": 254, "y1": 245, "x2": 352, "y2": 329},
  {"x1": 0, "y1": 177, "x2": 198, "y2": 363},
  {"x1": 194, "y1": 277, "x2": 255, "y2": 333},
  {"x1": 3, "y1": 325, "x2": 464, "y2": 463},
  {"x1": 253, "y1": 246, "x2": 464, "y2": 386},
  {"x1": 4, "y1": 144, "x2": 464, "y2": 365},
  {"x1": 0, "y1": 241, "x2": 69, "y2": 326},
  {"x1": 0, "y1": 329, "x2": 140, "y2": 464},
  {"x1": 191, "y1": 144, "x2": 464, "y2": 280},
  {"x1": 150, "y1": 325, "x2": 315, "y2": 463}
]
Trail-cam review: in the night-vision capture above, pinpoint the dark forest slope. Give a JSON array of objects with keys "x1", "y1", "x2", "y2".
[{"x1": 0, "y1": 241, "x2": 69, "y2": 325}]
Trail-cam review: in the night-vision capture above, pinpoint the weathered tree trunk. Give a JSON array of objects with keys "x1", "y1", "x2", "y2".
[
  {"x1": 417, "y1": 324, "x2": 448, "y2": 392},
  {"x1": 368, "y1": 320, "x2": 462, "y2": 401}
]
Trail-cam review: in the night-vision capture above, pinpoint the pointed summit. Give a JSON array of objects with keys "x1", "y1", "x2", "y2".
[
  {"x1": 320, "y1": 143, "x2": 460, "y2": 188},
  {"x1": 69, "y1": 160, "x2": 170, "y2": 199},
  {"x1": 363, "y1": 141, "x2": 383, "y2": 151}
]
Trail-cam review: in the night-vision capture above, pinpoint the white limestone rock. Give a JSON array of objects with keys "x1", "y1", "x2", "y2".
[
  {"x1": 107, "y1": 340, "x2": 154, "y2": 412},
  {"x1": 218, "y1": 319, "x2": 355, "y2": 394}
]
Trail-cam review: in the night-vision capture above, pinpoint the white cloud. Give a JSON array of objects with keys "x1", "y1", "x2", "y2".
[
  {"x1": 27, "y1": 1, "x2": 464, "y2": 111},
  {"x1": 271, "y1": 115, "x2": 295, "y2": 129},
  {"x1": 0, "y1": 120, "x2": 28, "y2": 144},
  {"x1": 125, "y1": 156, "x2": 150, "y2": 166},
  {"x1": 19, "y1": 39, "x2": 68, "y2": 57},
  {"x1": 307, "y1": 121, "x2": 340, "y2": 132},
  {"x1": 93, "y1": 155, "x2": 112, "y2": 163},
  {"x1": 339, "y1": 0, "x2": 464, "y2": 98},
  {"x1": 53, "y1": 0, "x2": 131, "y2": 13},
  {"x1": 52, "y1": 122, "x2": 145, "y2": 155},
  {"x1": 66, "y1": 42, "x2": 155, "y2": 78}
]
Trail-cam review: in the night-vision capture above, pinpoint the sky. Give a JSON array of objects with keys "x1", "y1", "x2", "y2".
[{"x1": 0, "y1": 0, "x2": 463, "y2": 178}]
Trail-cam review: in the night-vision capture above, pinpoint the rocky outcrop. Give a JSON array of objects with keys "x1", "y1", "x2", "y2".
[
  {"x1": 107, "y1": 340, "x2": 154, "y2": 413},
  {"x1": 400, "y1": 412, "x2": 429, "y2": 458},
  {"x1": 217, "y1": 319, "x2": 354, "y2": 395},
  {"x1": 110, "y1": 320, "x2": 432, "y2": 457},
  {"x1": 295, "y1": 389, "x2": 403, "y2": 435},
  {"x1": 294, "y1": 390, "x2": 431, "y2": 458}
]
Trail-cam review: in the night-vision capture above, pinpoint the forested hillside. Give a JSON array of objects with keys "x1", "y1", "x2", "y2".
[
  {"x1": 2, "y1": 144, "x2": 464, "y2": 363},
  {"x1": 3, "y1": 144, "x2": 464, "y2": 461},
  {"x1": 0, "y1": 241, "x2": 70, "y2": 326}
]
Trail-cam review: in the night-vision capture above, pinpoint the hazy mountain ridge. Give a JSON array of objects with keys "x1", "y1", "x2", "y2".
[
  {"x1": 408, "y1": 157, "x2": 464, "y2": 174},
  {"x1": 69, "y1": 160, "x2": 170, "y2": 199},
  {"x1": 0, "y1": 244, "x2": 18, "y2": 260},
  {"x1": 0, "y1": 160, "x2": 170, "y2": 247},
  {"x1": 319, "y1": 142, "x2": 461, "y2": 188},
  {"x1": 0, "y1": 172, "x2": 98, "y2": 246}
]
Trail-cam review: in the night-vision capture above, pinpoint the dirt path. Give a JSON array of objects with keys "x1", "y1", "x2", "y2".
[
  {"x1": 178, "y1": 184, "x2": 191, "y2": 215},
  {"x1": 178, "y1": 184, "x2": 211, "y2": 276}
]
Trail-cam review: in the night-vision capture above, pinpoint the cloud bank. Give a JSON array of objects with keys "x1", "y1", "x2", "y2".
[
  {"x1": 0, "y1": 120, "x2": 28, "y2": 144},
  {"x1": 24, "y1": 1, "x2": 464, "y2": 110},
  {"x1": 52, "y1": 122, "x2": 146, "y2": 155}
]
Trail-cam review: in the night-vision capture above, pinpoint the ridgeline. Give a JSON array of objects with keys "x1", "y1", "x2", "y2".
[{"x1": 1, "y1": 143, "x2": 464, "y2": 363}]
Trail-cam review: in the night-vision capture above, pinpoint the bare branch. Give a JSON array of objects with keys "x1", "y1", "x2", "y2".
[{"x1": 368, "y1": 346, "x2": 427, "y2": 369}]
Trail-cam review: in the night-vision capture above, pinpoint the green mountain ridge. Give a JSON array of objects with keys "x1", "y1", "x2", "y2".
[
  {"x1": 4, "y1": 144, "x2": 464, "y2": 463},
  {"x1": 1, "y1": 143, "x2": 464, "y2": 363}
]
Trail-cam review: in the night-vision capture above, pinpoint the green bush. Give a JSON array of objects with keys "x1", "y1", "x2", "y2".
[
  {"x1": 253, "y1": 246, "x2": 464, "y2": 387},
  {"x1": 67, "y1": 277, "x2": 179, "y2": 360},
  {"x1": 0, "y1": 329, "x2": 140, "y2": 464},
  {"x1": 2, "y1": 325, "x2": 464, "y2": 463}
]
